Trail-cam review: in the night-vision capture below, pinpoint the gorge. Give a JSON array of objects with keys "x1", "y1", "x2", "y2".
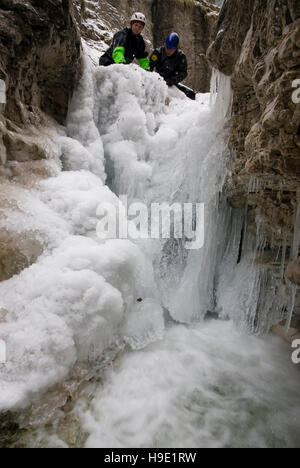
[{"x1": 0, "y1": 0, "x2": 299, "y2": 448}]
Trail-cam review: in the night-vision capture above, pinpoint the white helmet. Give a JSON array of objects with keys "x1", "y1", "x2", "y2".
[{"x1": 130, "y1": 12, "x2": 146, "y2": 25}]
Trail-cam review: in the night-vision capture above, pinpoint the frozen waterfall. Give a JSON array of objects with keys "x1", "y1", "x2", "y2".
[{"x1": 0, "y1": 56, "x2": 299, "y2": 448}]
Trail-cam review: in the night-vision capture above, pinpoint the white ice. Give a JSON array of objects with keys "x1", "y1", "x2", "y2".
[
  {"x1": 81, "y1": 320, "x2": 300, "y2": 448},
  {"x1": 0, "y1": 54, "x2": 297, "y2": 429}
]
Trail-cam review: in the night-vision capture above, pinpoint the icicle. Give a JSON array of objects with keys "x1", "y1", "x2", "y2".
[
  {"x1": 248, "y1": 176, "x2": 254, "y2": 194},
  {"x1": 209, "y1": 68, "x2": 233, "y2": 124},
  {"x1": 209, "y1": 68, "x2": 218, "y2": 107},
  {"x1": 284, "y1": 205, "x2": 300, "y2": 331},
  {"x1": 290, "y1": 204, "x2": 300, "y2": 261},
  {"x1": 249, "y1": 176, "x2": 262, "y2": 194},
  {"x1": 275, "y1": 244, "x2": 281, "y2": 262},
  {"x1": 278, "y1": 180, "x2": 283, "y2": 204},
  {"x1": 254, "y1": 213, "x2": 264, "y2": 255},
  {"x1": 285, "y1": 283, "x2": 297, "y2": 332},
  {"x1": 240, "y1": 201, "x2": 249, "y2": 261},
  {"x1": 280, "y1": 234, "x2": 287, "y2": 280},
  {"x1": 270, "y1": 229, "x2": 275, "y2": 250},
  {"x1": 257, "y1": 236, "x2": 267, "y2": 259}
]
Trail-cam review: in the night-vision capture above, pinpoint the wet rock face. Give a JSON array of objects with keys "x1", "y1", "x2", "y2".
[
  {"x1": 0, "y1": 233, "x2": 43, "y2": 282},
  {"x1": 208, "y1": 0, "x2": 300, "y2": 246},
  {"x1": 0, "y1": 0, "x2": 81, "y2": 125}
]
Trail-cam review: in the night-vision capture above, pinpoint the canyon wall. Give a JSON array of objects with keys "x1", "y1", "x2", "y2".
[
  {"x1": 0, "y1": 0, "x2": 81, "y2": 281},
  {"x1": 0, "y1": 0, "x2": 81, "y2": 126},
  {"x1": 208, "y1": 0, "x2": 300, "y2": 250},
  {"x1": 207, "y1": 0, "x2": 300, "y2": 334}
]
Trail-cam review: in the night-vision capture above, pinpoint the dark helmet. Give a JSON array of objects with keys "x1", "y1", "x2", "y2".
[{"x1": 165, "y1": 32, "x2": 179, "y2": 50}]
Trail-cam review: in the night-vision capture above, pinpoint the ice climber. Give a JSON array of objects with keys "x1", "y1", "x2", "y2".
[
  {"x1": 149, "y1": 33, "x2": 196, "y2": 100},
  {"x1": 99, "y1": 12, "x2": 150, "y2": 70}
]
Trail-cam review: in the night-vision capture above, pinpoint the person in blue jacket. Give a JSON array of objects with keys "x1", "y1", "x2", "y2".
[
  {"x1": 150, "y1": 33, "x2": 196, "y2": 100},
  {"x1": 99, "y1": 12, "x2": 150, "y2": 70}
]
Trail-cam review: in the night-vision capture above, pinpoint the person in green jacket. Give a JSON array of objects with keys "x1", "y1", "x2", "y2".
[{"x1": 99, "y1": 12, "x2": 150, "y2": 70}]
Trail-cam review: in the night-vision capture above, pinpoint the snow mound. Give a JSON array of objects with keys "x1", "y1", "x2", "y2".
[{"x1": 0, "y1": 173, "x2": 157, "y2": 411}]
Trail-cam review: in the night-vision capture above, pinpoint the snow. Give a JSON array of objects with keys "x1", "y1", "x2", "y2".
[
  {"x1": 37, "y1": 171, "x2": 110, "y2": 237},
  {"x1": 0, "y1": 181, "x2": 70, "y2": 251},
  {"x1": 81, "y1": 321, "x2": 300, "y2": 448},
  {"x1": 0, "y1": 234, "x2": 133, "y2": 408}
]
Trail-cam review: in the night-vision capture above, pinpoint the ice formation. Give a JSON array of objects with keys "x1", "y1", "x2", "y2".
[{"x1": 0, "y1": 54, "x2": 296, "y2": 422}]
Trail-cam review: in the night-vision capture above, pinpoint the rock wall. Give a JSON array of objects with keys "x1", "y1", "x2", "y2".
[
  {"x1": 208, "y1": 0, "x2": 300, "y2": 248},
  {"x1": 0, "y1": 0, "x2": 81, "y2": 281},
  {"x1": 0, "y1": 0, "x2": 81, "y2": 126},
  {"x1": 207, "y1": 0, "x2": 300, "y2": 328}
]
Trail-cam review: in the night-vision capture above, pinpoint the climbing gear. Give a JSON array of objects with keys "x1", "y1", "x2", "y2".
[
  {"x1": 175, "y1": 83, "x2": 196, "y2": 100},
  {"x1": 165, "y1": 33, "x2": 179, "y2": 50},
  {"x1": 131, "y1": 12, "x2": 146, "y2": 25}
]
